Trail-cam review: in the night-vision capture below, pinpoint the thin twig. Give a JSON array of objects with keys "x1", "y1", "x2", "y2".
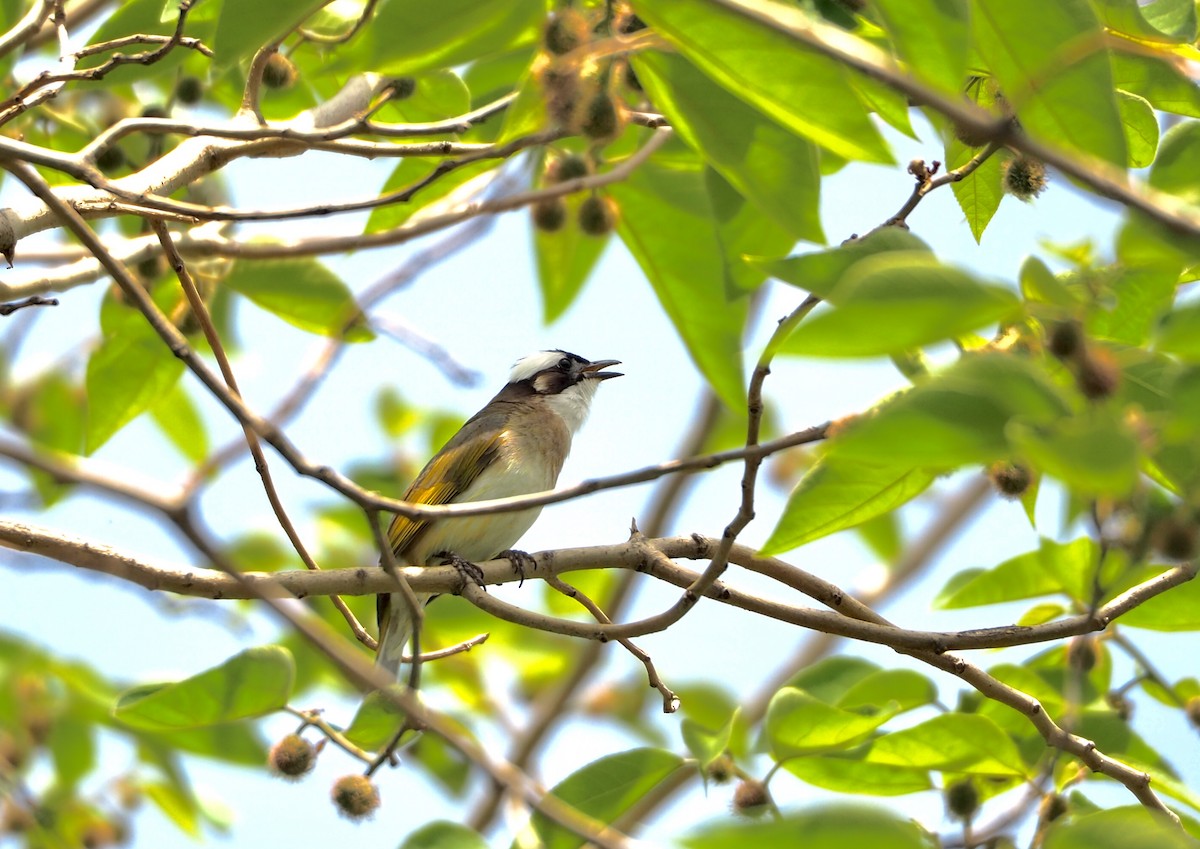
[
  {"x1": 544, "y1": 574, "x2": 679, "y2": 713},
  {"x1": 151, "y1": 220, "x2": 376, "y2": 649},
  {"x1": 0, "y1": 295, "x2": 58, "y2": 315}
]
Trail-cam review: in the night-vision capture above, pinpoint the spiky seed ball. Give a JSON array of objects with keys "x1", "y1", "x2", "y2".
[
  {"x1": 532, "y1": 197, "x2": 568, "y2": 232},
  {"x1": 546, "y1": 152, "x2": 591, "y2": 184},
  {"x1": 732, "y1": 779, "x2": 769, "y2": 817},
  {"x1": 262, "y1": 53, "x2": 297, "y2": 90},
  {"x1": 1040, "y1": 792, "x2": 1069, "y2": 823},
  {"x1": 140, "y1": 104, "x2": 168, "y2": 120},
  {"x1": 539, "y1": 61, "x2": 582, "y2": 128},
  {"x1": 1048, "y1": 320, "x2": 1083, "y2": 361},
  {"x1": 543, "y1": 9, "x2": 589, "y2": 56},
  {"x1": 0, "y1": 799, "x2": 34, "y2": 833},
  {"x1": 944, "y1": 779, "x2": 979, "y2": 820},
  {"x1": 81, "y1": 818, "x2": 119, "y2": 849},
  {"x1": 269, "y1": 734, "x2": 316, "y2": 780},
  {"x1": 988, "y1": 461, "x2": 1032, "y2": 499},
  {"x1": 175, "y1": 76, "x2": 204, "y2": 105},
  {"x1": 1002, "y1": 156, "x2": 1048, "y2": 201},
  {"x1": 390, "y1": 76, "x2": 416, "y2": 100},
  {"x1": 579, "y1": 89, "x2": 623, "y2": 141},
  {"x1": 1066, "y1": 636, "x2": 1096, "y2": 672},
  {"x1": 331, "y1": 774, "x2": 380, "y2": 821},
  {"x1": 1075, "y1": 347, "x2": 1121, "y2": 400},
  {"x1": 1150, "y1": 513, "x2": 1198, "y2": 561},
  {"x1": 578, "y1": 194, "x2": 618, "y2": 236}
]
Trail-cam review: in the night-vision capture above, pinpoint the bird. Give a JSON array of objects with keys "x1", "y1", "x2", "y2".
[{"x1": 375, "y1": 350, "x2": 622, "y2": 676}]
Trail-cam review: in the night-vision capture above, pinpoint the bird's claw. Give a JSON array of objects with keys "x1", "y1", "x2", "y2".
[
  {"x1": 437, "y1": 551, "x2": 486, "y2": 594},
  {"x1": 498, "y1": 549, "x2": 536, "y2": 588}
]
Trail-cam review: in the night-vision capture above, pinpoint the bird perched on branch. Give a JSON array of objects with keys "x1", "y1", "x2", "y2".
[{"x1": 376, "y1": 350, "x2": 622, "y2": 676}]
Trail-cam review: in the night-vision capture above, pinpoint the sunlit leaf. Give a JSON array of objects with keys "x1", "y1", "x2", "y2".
[
  {"x1": 765, "y1": 688, "x2": 895, "y2": 759},
  {"x1": 401, "y1": 821, "x2": 489, "y2": 849},
  {"x1": 871, "y1": 0, "x2": 968, "y2": 94},
  {"x1": 974, "y1": 0, "x2": 1126, "y2": 165},
  {"x1": 86, "y1": 318, "x2": 184, "y2": 454},
  {"x1": 829, "y1": 353, "x2": 1070, "y2": 467},
  {"x1": 683, "y1": 804, "x2": 935, "y2": 849},
  {"x1": 635, "y1": 0, "x2": 893, "y2": 162},
  {"x1": 762, "y1": 456, "x2": 934, "y2": 555},
  {"x1": 783, "y1": 753, "x2": 932, "y2": 796},
  {"x1": 114, "y1": 647, "x2": 295, "y2": 730},
  {"x1": 838, "y1": 670, "x2": 937, "y2": 714},
  {"x1": 634, "y1": 52, "x2": 822, "y2": 243},
  {"x1": 865, "y1": 714, "x2": 1028, "y2": 777},
  {"x1": 1044, "y1": 805, "x2": 1199, "y2": 849},
  {"x1": 935, "y1": 538, "x2": 1097, "y2": 609},
  {"x1": 528, "y1": 748, "x2": 685, "y2": 849},
  {"x1": 777, "y1": 253, "x2": 1021, "y2": 357},
  {"x1": 213, "y1": 0, "x2": 326, "y2": 70},
  {"x1": 225, "y1": 258, "x2": 373, "y2": 341},
  {"x1": 609, "y1": 150, "x2": 747, "y2": 408}
]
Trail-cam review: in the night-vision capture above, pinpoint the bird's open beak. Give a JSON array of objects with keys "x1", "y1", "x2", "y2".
[{"x1": 582, "y1": 359, "x2": 623, "y2": 380}]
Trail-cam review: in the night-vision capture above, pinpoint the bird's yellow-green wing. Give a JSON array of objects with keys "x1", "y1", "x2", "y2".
[{"x1": 384, "y1": 429, "x2": 503, "y2": 558}]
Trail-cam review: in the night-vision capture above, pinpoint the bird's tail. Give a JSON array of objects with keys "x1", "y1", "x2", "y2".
[{"x1": 375, "y1": 591, "x2": 431, "y2": 678}]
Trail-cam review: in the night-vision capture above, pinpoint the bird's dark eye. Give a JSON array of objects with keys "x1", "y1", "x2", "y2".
[{"x1": 557, "y1": 357, "x2": 571, "y2": 371}]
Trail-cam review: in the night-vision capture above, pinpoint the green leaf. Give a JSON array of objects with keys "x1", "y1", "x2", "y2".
[
  {"x1": 365, "y1": 157, "x2": 498, "y2": 234},
  {"x1": 947, "y1": 82, "x2": 1006, "y2": 242},
  {"x1": 705, "y1": 167, "x2": 797, "y2": 296},
  {"x1": 1008, "y1": 414, "x2": 1141, "y2": 496},
  {"x1": 213, "y1": 0, "x2": 325, "y2": 70},
  {"x1": 633, "y1": 52, "x2": 823, "y2": 242},
  {"x1": 48, "y1": 713, "x2": 95, "y2": 789},
  {"x1": 1110, "y1": 52, "x2": 1200, "y2": 118},
  {"x1": 865, "y1": 714, "x2": 1028, "y2": 777},
  {"x1": 360, "y1": 0, "x2": 541, "y2": 76},
  {"x1": 1044, "y1": 805, "x2": 1199, "y2": 849},
  {"x1": 609, "y1": 152, "x2": 747, "y2": 409},
  {"x1": 1018, "y1": 602, "x2": 1067, "y2": 626},
  {"x1": 536, "y1": 204, "x2": 610, "y2": 323},
  {"x1": 343, "y1": 687, "x2": 408, "y2": 750},
  {"x1": 838, "y1": 670, "x2": 937, "y2": 714},
  {"x1": 1088, "y1": 267, "x2": 1177, "y2": 346},
  {"x1": 871, "y1": 0, "x2": 968, "y2": 94},
  {"x1": 1117, "y1": 574, "x2": 1200, "y2": 630},
  {"x1": 1093, "y1": 0, "x2": 1198, "y2": 43},
  {"x1": 973, "y1": 0, "x2": 1126, "y2": 165},
  {"x1": 224, "y1": 258, "x2": 373, "y2": 341},
  {"x1": 86, "y1": 318, "x2": 184, "y2": 454},
  {"x1": 402, "y1": 821, "x2": 489, "y2": 849},
  {"x1": 1158, "y1": 300, "x2": 1200, "y2": 359},
  {"x1": 830, "y1": 353, "x2": 1071, "y2": 467},
  {"x1": 778, "y1": 253, "x2": 1021, "y2": 357},
  {"x1": 683, "y1": 804, "x2": 935, "y2": 849},
  {"x1": 761, "y1": 456, "x2": 934, "y2": 554},
  {"x1": 1147, "y1": 114, "x2": 1200, "y2": 205},
  {"x1": 149, "y1": 380, "x2": 209, "y2": 463},
  {"x1": 143, "y1": 780, "x2": 201, "y2": 837},
  {"x1": 755, "y1": 228, "x2": 930, "y2": 297},
  {"x1": 1116, "y1": 90, "x2": 1159, "y2": 168},
  {"x1": 783, "y1": 752, "x2": 932, "y2": 796},
  {"x1": 935, "y1": 538, "x2": 1097, "y2": 609},
  {"x1": 528, "y1": 749, "x2": 684, "y2": 849},
  {"x1": 855, "y1": 511, "x2": 903, "y2": 562},
  {"x1": 681, "y1": 708, "x2": 738, "y2": 772},
  {"x1": 113, "y1": 646, "x2": 295, "y2": 730},
  {"x1": 635, "y1": 0, "x2": 893, "y2": 163},
  {"x1": 1020, "y1": 255, "x2": 1079, "y2": 308},
  {"x1": 765, "y1": 688, "x2": 896, "y2": 759},
  {"x1": 784, "y1": 657, "x2": 881, "y2": 705}
]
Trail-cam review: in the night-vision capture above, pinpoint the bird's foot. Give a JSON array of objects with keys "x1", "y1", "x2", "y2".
[
  {"x1": 436, "y1": 551, "x2": 487, "y2": 594},
  {"x1": 498, "y1": 549, "x2": 536, "y2": 588}
]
